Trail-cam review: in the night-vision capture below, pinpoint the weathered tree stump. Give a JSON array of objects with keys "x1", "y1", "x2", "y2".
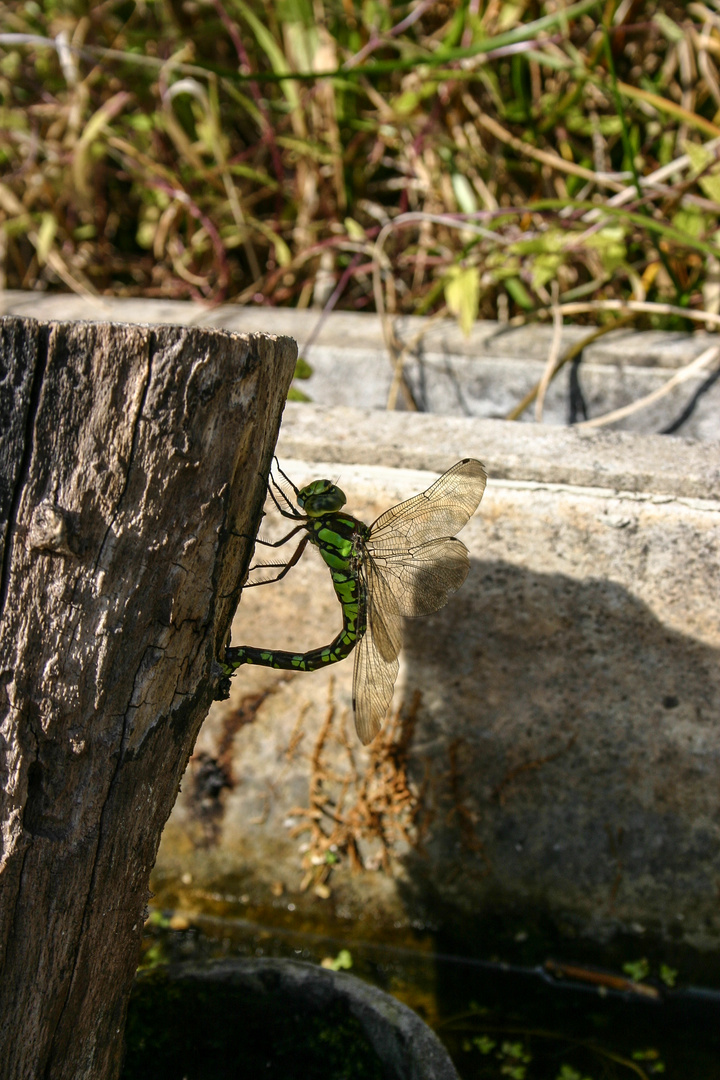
[{"x1": 0, "y1": 316, "x2": 296, "y2": 1079}]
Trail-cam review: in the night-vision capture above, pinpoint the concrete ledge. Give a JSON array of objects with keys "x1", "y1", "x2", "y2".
[
  {"x1": 0, "y1": 289, "x2": 713, "y2": 367},
  {"x1": 2, "y1": 290, "x2": 719, "y2": 439},
  {"x1": 278, "y1": 402, "x2": 720, "y2": 501}
]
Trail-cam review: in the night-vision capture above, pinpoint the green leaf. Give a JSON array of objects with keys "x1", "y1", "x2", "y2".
[
  {"x1": 632, "y1": 1047, "x2": 663, "y2": 1064},
  {"x1": 622, "y1": 957, "x2": 650, "y2": 982},
  {"x1": 276, "y1": 135, "x2": 337, "y2": 163},
  {"x1": 136, "y1": 220, "x2": 157, "y2": 250},
  {"x1": 344, "y1": 217, "x2": 366, "y2": 241},
  {"x1": 2, "y1": 214, "x2": 33, "y2": 238},
  {"x1": 472, "y1": 1035, "x2": 496, "y2": 1054},
  {"x1": 146, "y1": 909, "x2": 171, "y2": 928},
  {"x1": 660, "y1": 964, "x2": 678, "y2": 988},
  {"x1": 684, "y1": 141, "x2": 714, "y2": 175},
  {"x1": 73, "y1": 224, "x2": 97, "y2": 241},
  {"x1": 439, "y1": 2, "x2": 466, "y2": 49},
  {"x1": 672, "y1": 206, "x2": 709, "y2": 240},
  {"x1": 277, "y1": 0, "x2": 315, "y2": 24},
  {"x1": 653, "y1": 11, "x2": 684, "y2": 43},
  {"x1": 127, "y1": 113, "x2": 154, "y2": 132},
  {"x1": 283, "y1": 16, "x2": 320, "y2": 73},
  {"x1": 35, "y1": 213, "x2": 57, "y2": 265},
  {"x1": 452, "y1": 173, "x2": 478, "y2": 215},
  {"x1": 555, "y1": 1066, "x2": 592, "y2": 1080},
  {"x1": 444, "y1": 265, "x2": 480, "y2": 336},
  {"x1": 139, "y1": 942, "x2": 166, "y2": 970},
  {"x1": 497, "y1": 2, "x2": 526, "y2": 33},
  {"x1": 227, "y1": 163, "x2": 279, "y2": 190},
  {"x1": 287, "y1": 386, "x2": 312, "y2": 402},
  {"x1": 530, "y1": 252, "x2": 563, "y2": 290},
  {"x1": 699, "y1": 174, "x2": 720, "y2": 204},
  {"x1": 500, "y1": 1041, "x2": 531, "y2": 1063},
  {"x1": 566, "y1": 112, "x2": 622, "y2": 136},
  {"x1": 0, "y1": 51, "x2": 21, "y2": 78},
  {"x1": 361, "y1": 0, "x2": 391, "y2": 33},
  {"x1": 585, "y1": 226, "x2": 627, "y2": 273},
  {"x1": 512, "y1": 228, "x2": 566, "y2": 256},
  {"x1": 682, "y1": 139, "x2": 720, "y2": 203},
  {"x1": 248, "y1": 216, "x2": 292, "y2": 265},
  {"x1": 226, "y1": 0, "x2": 299, "y2": 111},
  {"x1": 294, "y1": 356, "x2": 313, "y2": 379},
  {"x1": 504, "y1": 276, "x2": 534, "y2": 309},
  {"x1": 392, "y1": 90, "x2": 422, "y2": 115},
  {"x1": 327, "y1": 948, "x2": 353, "y2": 971}
]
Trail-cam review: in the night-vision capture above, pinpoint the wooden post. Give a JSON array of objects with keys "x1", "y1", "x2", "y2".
[{"x1": 0, "y1": 316, "x2": 296, "y2": 1079}]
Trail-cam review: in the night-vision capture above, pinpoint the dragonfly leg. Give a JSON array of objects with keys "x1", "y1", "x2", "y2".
[
  {"x1": 253, "y1": 523, "x2": 306, "y2": 549},
  {"x1": 245, "y1": 533, "x2": 310, "y2": 588},
  {"x1": 272, "y1": 458, "x2": 301, "y2": 499},
  {"x1": 267, "y1": 467, "x2": 303, "y2": 520}
]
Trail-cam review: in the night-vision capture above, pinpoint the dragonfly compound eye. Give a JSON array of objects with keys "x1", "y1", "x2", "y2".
[{"x1": 298, "y1": 480, "x2": 347, "y2": 516}]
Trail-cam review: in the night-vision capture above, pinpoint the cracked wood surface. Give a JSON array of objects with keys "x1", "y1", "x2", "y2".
[{"x1": 0, "y1": 316, "x2": 296, "y2": 1079}]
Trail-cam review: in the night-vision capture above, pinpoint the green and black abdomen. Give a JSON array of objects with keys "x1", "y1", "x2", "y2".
[{"x1": 222, "y1": 511, "x2": 369, "y2": 676}]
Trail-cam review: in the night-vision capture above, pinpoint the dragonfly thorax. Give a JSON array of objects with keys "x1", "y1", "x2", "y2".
[{"x1": 297, "y1": 479, "x2": 347, "y2": 517}]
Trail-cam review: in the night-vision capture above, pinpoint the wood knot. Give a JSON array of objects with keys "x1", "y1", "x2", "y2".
[{"x1": 28, "y1": 502, "x2": 75, "y2": 556}]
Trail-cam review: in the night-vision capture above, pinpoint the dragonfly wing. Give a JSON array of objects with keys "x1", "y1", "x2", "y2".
[
  {"x1": 368, "y1": 458, "x2": 486, "y2": 553},
  {"x1": 352, "y1": 554, "x2": 402, "y2": 745},
  {"x1": 368, "y1": 535, "x2": 471, "y2": 617},
  {"x1": 352, "y1": 460, "x2": 485, "y2": 742}
]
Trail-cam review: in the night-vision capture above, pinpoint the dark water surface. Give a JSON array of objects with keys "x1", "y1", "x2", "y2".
[{"x1": 131, "y1": 906, "x2": 720, "y2": 1079}]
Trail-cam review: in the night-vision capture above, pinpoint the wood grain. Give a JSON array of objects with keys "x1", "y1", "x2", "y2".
[{"x1": 0, "y1": 317, "x2": 296, "y2": 1079}]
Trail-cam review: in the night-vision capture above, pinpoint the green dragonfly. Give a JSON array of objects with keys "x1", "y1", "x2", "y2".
[{"x1": 220, "y1": 458, "x2": 487, "y2": 744}]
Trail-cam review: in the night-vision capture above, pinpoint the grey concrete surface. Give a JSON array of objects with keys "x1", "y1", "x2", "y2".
[
  {"x1": 156, "y1": 405, "x2": 720, "y2": 952},
  {"x1": 2, "y1": 290, "x2": 719, "y2": 439},
  {"x1": 277, "y1": 402, "x2": 719, "y2": 500}
]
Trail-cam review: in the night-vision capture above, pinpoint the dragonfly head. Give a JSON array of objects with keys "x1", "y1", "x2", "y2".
[{"x1": 297, "y1": 479, "x2": 347, "y2": 516}]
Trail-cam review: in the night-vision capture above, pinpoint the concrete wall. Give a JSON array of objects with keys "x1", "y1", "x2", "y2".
[
  {"x1": 3, "y1": 292, "x2": 717, "y2": 949},
  {"x1": 158, "y1": 405, "x2": 720, "y2": 951}
]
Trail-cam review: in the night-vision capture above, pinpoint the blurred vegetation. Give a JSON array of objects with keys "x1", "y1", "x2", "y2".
[{"x1": 1, "y1": 0, "x2": 720, "y2": 333}]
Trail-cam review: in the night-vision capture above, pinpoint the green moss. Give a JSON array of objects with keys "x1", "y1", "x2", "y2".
[{"x1": 122, "y1": 968, "x2": 384, "y2": 1080}]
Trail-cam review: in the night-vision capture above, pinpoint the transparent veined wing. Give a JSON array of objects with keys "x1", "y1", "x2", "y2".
[
  {"x1": 353, "y1": 459, "x2": 486, "y2": 742},
  {"x1": 364, "y1": 459, "x2": 486, "y2": 617},
  {"x1": 367, "y1": 458, "x2": 487, "y2": 554},
  {"x1": 352, "y1": 553, "x2": 402, "y2": 745},
  {"x1": 366, "y1": 535, "x2": 471, "y2": 617}
]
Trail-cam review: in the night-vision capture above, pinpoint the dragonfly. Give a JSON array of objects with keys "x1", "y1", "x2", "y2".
[{"x1": 220, "y1": 458, "x2": 487, "y2": 745}]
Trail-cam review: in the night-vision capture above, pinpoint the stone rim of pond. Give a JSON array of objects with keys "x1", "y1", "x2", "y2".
[{"x1": 127, "y1": 956, "x2": 459, "y2": 1080}]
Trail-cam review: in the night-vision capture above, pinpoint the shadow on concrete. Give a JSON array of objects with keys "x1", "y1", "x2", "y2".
[{"x1": 397, "y1": 558, "x2": 720, "y2": 952}]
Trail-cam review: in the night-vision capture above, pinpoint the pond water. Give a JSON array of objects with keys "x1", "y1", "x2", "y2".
[{"x1": 133, "y1": 903, "x2": 720, "y2": 1080}]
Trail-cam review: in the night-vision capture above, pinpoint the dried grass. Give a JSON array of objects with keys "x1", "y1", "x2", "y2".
[
  {"x1": 286, "y1": 687, "x2": 429, "y2": 890},
  {"x1": 0, "y1": 0, "x2": 717, "y2": 333}
]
